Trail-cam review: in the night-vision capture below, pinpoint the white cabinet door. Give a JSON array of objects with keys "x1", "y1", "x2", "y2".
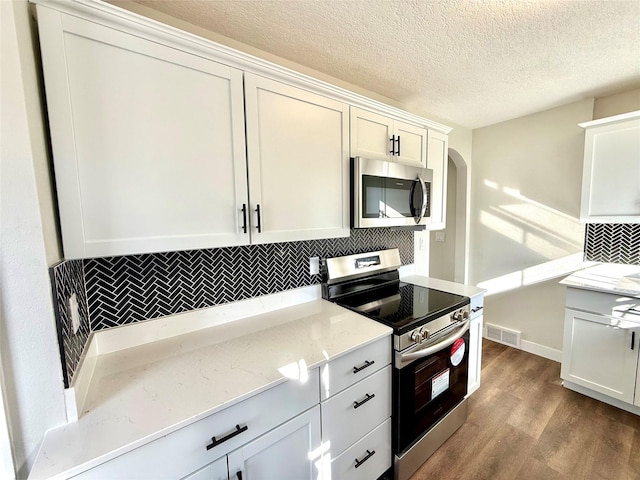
[
  {"x1": 579, "y1": 111, "x2": 640, "y2": 223},
  {"x1": 467, "y1": 314, "x2": 483, "y2": 396},
  {"x1": 245, "y1": 74, "x2": 350, "y2": 244},
  {"x1": 350, "y1": 107, "x2": 427, "y2": 168},
  {"x1": 227, "y1": 406, "x2": 321, "y2": 480},
  {"x1": 350, "y1": 107, "x2": 394, "y2": 161},
  {"x1": 181, "y1": 457, "x2": 228, "y2": 480},
  {"x1": 561, "y1": 308, "x2": 638, "y2": 403},
  {"x1": 394, "y1": 121, "x2": 427, "y2": 168},
  {"x1": 36, "y1": 7, "x2": 249, "y2": 258},
  {"x1": 426, "y1": 129, "x2": 449, "y2": 230}
]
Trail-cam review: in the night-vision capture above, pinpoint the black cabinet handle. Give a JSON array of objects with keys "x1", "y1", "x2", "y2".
[
  {"x1": 354, "y1": 449, "x2": 375, "y2": 469},
  {"x1": 390, "y1": 135, "x2": 396, "y2": 155},
  {"x1": 353, "y1": 359, "x2": 375, "y2": 374},
  {"x1": 255, "y1": 204, "x2": 262, "y2": 233},
  {"x1": 353, "y1": 393, "x2": 375, "y2": 409},
  {"x1": 236, "y1": 472, "x2": 242, "y2": 480},
  {"x1": 396, "y1": 135, "x2": 401, "y2": 156},
  {"x1": 472, "y1": 306, "x2": 484, "y2": 313},
  {"x1": 632, "y1": 331, "x2": 636, "y2": 350},
  {"x1": 241, "y1": 204, "x2": 248, "y2": 234},
  {"x1": 206, "y1": 424, "x2": 248, "y2": 451}
]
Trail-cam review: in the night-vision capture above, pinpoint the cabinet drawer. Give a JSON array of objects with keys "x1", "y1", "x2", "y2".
[
  {"x1": 322, "y1": 365, "x2": 391, "y2": 456},
  {"x1": 470, "y1": 294, "x2": 484, "y2": 320},
  {"x1": 321, "y1": 336, "x2": 391, "y2": 400},
  {"x1": 72, "y1": 369, "x2": 320, "y2": 479},
  {"x1": 330, "y1": 418, "x2": 392, "y2": 480},
  {"x1": 566, "y1": 287, "x2": 639, "y2": 316}
]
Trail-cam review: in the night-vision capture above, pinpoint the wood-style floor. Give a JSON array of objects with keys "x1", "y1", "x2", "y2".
[{"x1": 410, "y1": 339, "x2": 640, "y2": 480}]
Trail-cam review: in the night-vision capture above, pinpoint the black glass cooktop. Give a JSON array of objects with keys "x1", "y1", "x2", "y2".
[{"x1": 336, "y1": 281, "x2": 469, "y2": 335}]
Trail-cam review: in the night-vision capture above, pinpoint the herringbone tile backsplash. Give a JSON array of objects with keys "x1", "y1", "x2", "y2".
[
  {"x1": 584, "y1": 223, "x2": 640, "y2": 265},
  {"x1": 51, "y1": 228, "x2": 414, "y2": 386}
]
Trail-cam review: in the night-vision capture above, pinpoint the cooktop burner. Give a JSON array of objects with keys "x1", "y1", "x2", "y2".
[{"x1": 335, "y1": 281, "x2": 469, "y2": 335}]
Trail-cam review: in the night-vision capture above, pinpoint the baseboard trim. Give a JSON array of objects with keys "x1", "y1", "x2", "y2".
[
  {"x1": 520, "y1": 340, "x2": 562, "y2": 363},
  {"x1": 483, "y1": 334, "x2": 562, "y2": 362}
]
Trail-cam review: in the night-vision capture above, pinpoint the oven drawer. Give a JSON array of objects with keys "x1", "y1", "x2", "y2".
[
  {"x1": 321, "y1": 365, "x2": 391, "y2": 456},
  {"x1": 321, "y1": 336, "x2": 391, "y2": 400},
  {"x1": 329, "y1": 418, "x2": 392, "y2": 480},
  {"x1": 72, "y1": 369, "x2": 320, "y2": 479}
]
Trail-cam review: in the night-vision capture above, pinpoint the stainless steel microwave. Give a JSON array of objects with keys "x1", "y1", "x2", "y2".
[{"x1": 352, "y1": 156, "x2": 432, "y2": 228}]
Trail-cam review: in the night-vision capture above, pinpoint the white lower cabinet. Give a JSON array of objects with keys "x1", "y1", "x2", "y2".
[
  {"x1": 467, "y1": 293, "x2": 485, "y2": 396},
  {"x1": 181, "y1": 457, "x2": 228, "y2": 480},
  {"x1": 227, "y1": 406, "x2": 321, "y2": 480},
  {"x1": 321, "y1": 339, "x2": 393, "y2": 480},
  {"x1": 330, "y1": 419, "x2": 392, "y2": 480},
  {"x1": 561, "y1": 287, "x2": 640, "y2": 409},
  {"x1": 561, "y1": 308, "x2": 638, "y2": 403}
]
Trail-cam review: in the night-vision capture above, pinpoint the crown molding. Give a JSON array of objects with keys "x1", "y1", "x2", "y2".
[{"x1": 30, "y1": 0, "x2": 452, "y2": 134}]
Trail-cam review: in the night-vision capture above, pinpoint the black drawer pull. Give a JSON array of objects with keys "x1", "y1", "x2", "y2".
[
  {"x1": 354, "y1": 449, "x2": 375, "y2": 469},
  {"x1": 632, "y1": 331, "x2": 636, "y2": 351},
  {"x1": 206, "y1": 424, "x2": 248, "y2": 451},
  {"x1": 353, "y1": 393, "x2": 375, "y2": 409},
  {"x1": 353, "y1": 360, "x2": 375, "y2": 374},
  {"x1": 472, "y1": 306, "x2": 483, "y2": 313},
  {"x1": 236, "y1": 472, "x2": 242, "y2": 480}
]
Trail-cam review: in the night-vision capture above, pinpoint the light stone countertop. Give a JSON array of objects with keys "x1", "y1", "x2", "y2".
[
  {"x1": 401, "y1": 275, "x2": 487, "y2": 298},
  {"x1": 29, "y1": 299, "x2": 392, "y2": 479},
  {"x1": 560, "y1": 263, "x2": 640, "y2": 297}
]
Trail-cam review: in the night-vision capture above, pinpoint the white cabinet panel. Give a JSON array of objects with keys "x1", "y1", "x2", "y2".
[
  {"x1": 426, "y1": 129, "x2": 449, "y2": 230},
  {"x1": 579, "y1": 111, "x2": 640, "y2": 223},
  {"x1": 349, "y1": 107, "x2": 394, "y2": 161},
  {"x1": 321, "y1": 336, "x2": 391, "y2": 400},
  {"x1": 321, "y1": 365, "x2": 391, "y2": 456},
  {"x1": 561, "y1": 308, "x2": 638, "y2": 403},
  {"x1": 36, "y1": 8, "x2": 249, "y2": 258},
  {"x1": 350, "y1": 107, "x2": 427, "y2": 168},
  {"x1": 395, "y1": 121, "x2": 427, "y2": 168},
  {"x1": 244, "y1": 74, "x2": 350, "y2": 243},
  {"x1": 468, "y1": 314, "x2": 483, "y2": 396},
  {"x1": 329, "y1": 418, "x2": 392, "y2": 480},
  {"x1": 227, "y1": 406, "x2": 321, "y2": 480},
  {"x1": 181, "y1": 456, "x2": 228, "y2": 480}
]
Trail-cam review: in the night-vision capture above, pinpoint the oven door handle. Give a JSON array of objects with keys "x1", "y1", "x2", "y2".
[{"x1": 396, "y1": 320, "x2": 470, "y2": 369}]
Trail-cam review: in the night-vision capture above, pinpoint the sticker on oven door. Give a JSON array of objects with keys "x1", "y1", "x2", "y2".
[
  {"x1": 432, "y1": 369, "x2": 450, "y2": 399},
  {"x1": 450, "y1": 338, "x2": 466, "y2": 366}
]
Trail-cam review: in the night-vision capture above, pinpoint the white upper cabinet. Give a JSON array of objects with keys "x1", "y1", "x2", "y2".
[
  {"x1": 36, "y1": 7, "x2": 249, "y2": 259},
  {"x1": 34, "y1": 0, "x2": 450, "y2": 258},
  {"x1": 350, "y1": 107, "x2": 427, "y2": 168},
  {"x1": 579, "y1": 111, "x2": 640, "y2": 223},
  {"x1": 244, "y1": 74, "x2": 350, "y2": 244},
  {"x1": 427, "y1": 130, "x2": 449, "y2": 230}
]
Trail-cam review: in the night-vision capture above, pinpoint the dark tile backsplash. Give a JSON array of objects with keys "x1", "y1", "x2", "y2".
[
  {"x1": 49, "y1": 260, "x2": 90, "y2": 387},
  {"x1": 584, "y1": 223, "x2": 640, "y2": 265},
  {"x1": 51, "y1": 228, "x2": 414, "y2": 386}
]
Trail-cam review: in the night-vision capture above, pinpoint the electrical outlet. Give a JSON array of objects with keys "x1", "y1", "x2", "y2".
[
  {"x1": 309, "y1": 256, "x2": 320, "y2": 275},
  {"x1": 435, "y1": 231, "x2": 446, "y2": 243},
  {"x1": 68, "y1": 293, "x2": 81, "y2": 334}
]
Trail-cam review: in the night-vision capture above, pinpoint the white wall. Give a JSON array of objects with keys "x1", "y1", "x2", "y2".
[
  {"x1": 593, "y1": 88, "x2": 640, "y2": 119},
  {"x1": 469, "y1": 99, "x2": 594, "y2": 356},
  {"x1": 1, "y1": 1, "x2": 67, "y2": 477}
]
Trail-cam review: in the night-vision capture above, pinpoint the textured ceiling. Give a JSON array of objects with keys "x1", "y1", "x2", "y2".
[{"x1": 124, "y1": 0, "x2": 640, "y2": 129}]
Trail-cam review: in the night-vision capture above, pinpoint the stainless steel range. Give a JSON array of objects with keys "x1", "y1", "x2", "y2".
[{"x1": 322, "y1": 248, "x2": 470, "y2": 480}]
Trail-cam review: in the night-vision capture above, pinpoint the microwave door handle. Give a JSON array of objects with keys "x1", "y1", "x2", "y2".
[{"x1": 414, "y1": 174, "x2": 428, "y2": 223}]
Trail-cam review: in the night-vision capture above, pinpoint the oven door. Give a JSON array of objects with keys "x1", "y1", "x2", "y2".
[
  {"x1": 353, "y1": 157, "x2": 431, "y2": 228},
  {"x1": 394, "y1": 324, "x2": 469, "y2": 455}
]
